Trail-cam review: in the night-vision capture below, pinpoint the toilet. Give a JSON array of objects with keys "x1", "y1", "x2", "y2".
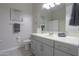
[
  {"x1": 16, "y1": 36, "x2": 31, "y2": 50},
  {"x1": 23, "y1": 39, "x2": 31, "y2": 50}
]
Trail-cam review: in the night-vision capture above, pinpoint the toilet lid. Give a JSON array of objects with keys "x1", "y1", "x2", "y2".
[{"x1": 23, "y1": 39, "x2": 31, "y2": 43}]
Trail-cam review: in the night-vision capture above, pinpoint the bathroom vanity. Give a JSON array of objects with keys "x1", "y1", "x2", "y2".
[
  {"x1": 31, "y1": 3, "x2": 79, "y2": 56},
  {"x1": 31, "y1": 33, "x2": 79, "y2": 56}
]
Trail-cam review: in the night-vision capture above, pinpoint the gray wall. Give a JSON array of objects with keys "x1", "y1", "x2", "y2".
[
  {"x1": 0, "y1": 4, "x2": 32, "y2": 54},
  {"x1": 32, "y1": 3, "x2": 42, "y2": 33}
]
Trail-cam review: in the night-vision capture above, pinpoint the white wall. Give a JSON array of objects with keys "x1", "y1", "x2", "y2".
[
  {"x1": 0, "y1": 3, "x2": 32, "y2": 55},
  {"x1": 32, "y1": 3, "x2": 42, "y2": 33}
]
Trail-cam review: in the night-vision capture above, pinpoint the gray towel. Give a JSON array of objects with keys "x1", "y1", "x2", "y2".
[
  {"x1": 69, "y1": 3, "x2": 79, "y2": 26},
  {"x1": 13, "y1": 23, "x2": 20, "y2": 33}
]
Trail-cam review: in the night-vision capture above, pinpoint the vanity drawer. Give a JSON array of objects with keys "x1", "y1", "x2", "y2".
[
  {"x1": 55, "y1": 41, "x2": 78, "y2": 56},
  {"x1": 38, "y1": 37, "x2": 54, "y2": 47},
  {"x1": 31, "y1": 35, "x2": 54, "y2": 47},
  {"x1": 54, "y1": 49, "x2": 72, "y2": 56}
]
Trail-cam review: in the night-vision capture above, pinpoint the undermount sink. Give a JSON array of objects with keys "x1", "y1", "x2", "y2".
[
  {"x1": 40, "y1": 32, "x2": 54, "y2": 37},
  {"x1": 41, "y1": 32, "x2": 59, "y2": 38}
]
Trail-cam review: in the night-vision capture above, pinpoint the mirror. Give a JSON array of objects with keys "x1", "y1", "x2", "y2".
[
  {"x1": 37, "y1": 3, "x2": 66, "y2": 33},
  {"x1": 36, "y1": 3, "x2": 79, "y2": 34}
]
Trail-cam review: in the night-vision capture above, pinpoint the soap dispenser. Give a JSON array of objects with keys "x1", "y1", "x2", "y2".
[{"x1": 41, "y1": 24, "x2": 45, "y2": 33}]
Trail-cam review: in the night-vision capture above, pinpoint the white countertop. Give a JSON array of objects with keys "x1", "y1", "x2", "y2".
[{"x1": 32, "y1": 33, "x2": 79, "y2": 46}]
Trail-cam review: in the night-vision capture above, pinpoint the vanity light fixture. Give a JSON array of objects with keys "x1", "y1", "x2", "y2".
[
  {"x1": 42, "y1": 3, "x2": 51, "y2": 10},
  {"x1": 42, "y1": 3, "x2": 61, "y2": 10},
  {"x1": 48, "y1": 3, "x2": 55, "y2": 8},
  {"x1": 55, "y1": 3, "x2": 61, "y2": 5}
]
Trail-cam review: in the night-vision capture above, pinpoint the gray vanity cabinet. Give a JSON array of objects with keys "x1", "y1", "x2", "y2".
[
  {"x1": 31, "y1": 39, "x2": 43, "y2": 56},
  {"x1": 31, "y1": 34, "x2": 78, "y2": 56},
  {"x1": 35, "y1": 41, "x2": 43, "y2": 56},
  {"x1": 31, "y1": 35, "x2": 54, "y2": 56},
  {"x1": 42, "y1": 44, "x2": 53, "y2": 56},
  {"x1": 31, "y1": 39, "x2": 42, "y2": 56},
  {"x1": 54, "y1": 41, "x2": 78, "y2": 56},
  {"x1": 54, "y1": 49, "x2": 71, "y2": 56},
  {"x1": 31, "y1": 39, "x2": 38, "y2": 55}
]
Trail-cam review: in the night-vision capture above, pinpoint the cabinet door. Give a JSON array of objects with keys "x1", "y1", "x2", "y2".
[
  {"x1": 36, "y1": 42, "x2": 43, "y2": 56},
  {"x1": 54, "y1": 49, "x2": 71, "y2": 56},
  {"x1": 31, "y1": 39, "x2": 38, "y2": 55},
  {"x1": 31, "y1": 39, "x2": 43, "y2": 56},
  {"x1": 55, "y1": 41, "x2": 78, "y2": 55},
  {"x1": 43, "y1": 44, "x2": 53, "y2": 56}
]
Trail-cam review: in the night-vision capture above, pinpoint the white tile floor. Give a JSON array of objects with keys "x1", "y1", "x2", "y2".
[
  {"x1": 0, "y1": 47, "x2": 32, "y2": 56},
  {"x1": 17, "y1": 47, "x2": 32, "y2": 56}
]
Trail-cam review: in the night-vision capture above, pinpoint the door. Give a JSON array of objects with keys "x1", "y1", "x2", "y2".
[
  {"x1": 54, "y1": 49, "x2": 71, "y2": 56},
  {"x1": 31, "y1": 39, "x2": 43, "y2": 56},
  {"x1": 43, "y1": 44, "x2": 53, "y2": 56},
  {"x1": 31, "y1": 39, "x2": 38, "y2": 55},
  {"x1": 36, "y1": 42, "x2": 43, "y2": 56}
]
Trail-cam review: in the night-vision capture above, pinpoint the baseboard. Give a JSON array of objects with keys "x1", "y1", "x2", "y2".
[{"x1": 0, "y1": 46, "x2": 19, "y2": 55}]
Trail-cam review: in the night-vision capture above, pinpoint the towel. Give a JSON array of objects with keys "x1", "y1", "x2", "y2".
[
  {"x1": 13, "y1": 23, "x2": 20, "y2": 33},
  {"x1": 69, "y1": 3, "x2": 79, "y2": 26}
]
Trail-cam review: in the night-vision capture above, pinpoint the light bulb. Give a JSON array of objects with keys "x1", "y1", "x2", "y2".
[
  {"x1": 49, "y1": 3, "x2": 55, "y2": 8},
  {"x1": 55, "y1": 3, "x2": 61, "y2": 5},
  {"x1": 42, "y1": 3, "x2": 50, "y2": 10}
]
